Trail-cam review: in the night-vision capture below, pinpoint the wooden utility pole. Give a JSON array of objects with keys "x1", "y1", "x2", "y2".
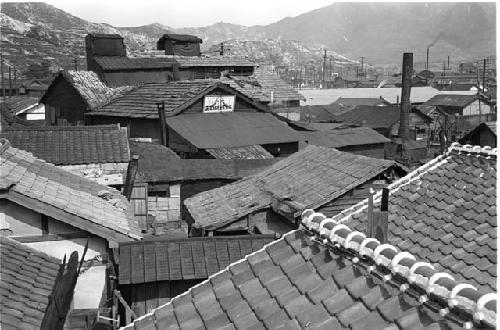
[
  {"x1": 157, "y1": 101, "x2": 168, "y2": 147},
  {"x1": 74, "y1": 58, "x2": 78, "y2": 71},
  {"x1": 447, "y1": 56, "x2": 450, "y2": 70},
  {"x1": 0, "y1": 53, "x2": 3, "y2": 99},
  {"x1": 13, "y1": 67, "x2": 16, "y2": 96},
  {"x1": 482, "y1": 58, "x2": 486, "y2": 94},
  {"x1": 360, "y1": 57, "x2": 365, "y2": 80},
  {"x1": 476, "y1": 61, "x2": 482, "y2": 124},
  {"x1": 220, "y1": 42, "x2": 224, "y2": 55},
  {"x1": 322, "y1": 49, "x2": 327, "y2": 88},
  {"x1": 398, "y1": 53, "x2": 413, "y2": 147},
  {"x1": 8, "y1": 65, "x2": 12, "y2": 97}
]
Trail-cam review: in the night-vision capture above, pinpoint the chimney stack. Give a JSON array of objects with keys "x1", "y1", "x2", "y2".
[{"x1": 398, "y1": 53, "x2": 413, "y2": 142}]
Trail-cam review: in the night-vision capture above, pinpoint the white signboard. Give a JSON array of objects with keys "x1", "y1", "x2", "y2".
[{"x1": 203, "y1": 95, "x2": 235, "y2": 113}]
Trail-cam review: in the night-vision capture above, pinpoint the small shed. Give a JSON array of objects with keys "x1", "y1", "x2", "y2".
[
  {"x1": 117, "y1": 235, "x2": 276, "y2": 318},
  {"x1": 424, "y1": 94, "x2": 493, "y2": 116},
  {"x1": 459, "y1": 121, "x2": 497, "y2": 147},
  {"x1": 184, "y1": 145, "x2": 406, "y2": 236},
  {"x1": 156, "y1": 34, "x2": 202, "y2": 56}
]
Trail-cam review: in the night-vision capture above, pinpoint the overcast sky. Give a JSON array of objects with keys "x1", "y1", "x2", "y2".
[{"x1": 41, "y1": 0, "x2": 335, "y2": 28}]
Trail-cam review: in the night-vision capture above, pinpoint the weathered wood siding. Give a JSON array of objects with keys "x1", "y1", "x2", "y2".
[
  {"x1": 463, "y1": 100, "x2": 492, "y2": 116},
  {"x1": 42, "y1": 79, "x2": 87, "y2": 126}
]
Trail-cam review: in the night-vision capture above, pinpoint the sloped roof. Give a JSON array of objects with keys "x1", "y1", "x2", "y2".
[
  {"x1": 118, "y1": 235, "x2": 275, "y2": 284},
  {"x1": 424, "y1": 94, "x2": 478, "y2": 107},
  {"x1": 166, "y1": 113, "x2": 302, "y2": 149},
  {"x1": 333, "y1": 97, "x2": 390, "y2": 107},
  {"x1": 136, "y1": 158, "x2": 277, "y2": 183},
  {"x1": 439, "y1": 83, "x2": 477, "y2": 91},
  {"x1": 301, "y1": 126, "x2": 390, "y2": 148},
  {"x1": 459, "y1": 122, "x2": 497, "y2": 146},
  {"x1": 0, "y1": 139, "x2": 141, "y2": 243},
  {"x1": 158, "y1": 33, "x2": 203, "y2": 43},
  {"x1": 129, "y1": 141, "x2": 180, "y2": 165},
  {"x1": 331, "y1": 143, "x2": 497, "y2": 292},
  {"x1": 122, "y1": 213, "x2": 496, "y2": 330},
  {"x1": 0, "y1": 236, "x2": 61, "y2": 329},
  {"x1": 0, "y1": 103, "x2": 39, "y2": 129},
  {"x1": 250, "y1": 67, "x2": 306, "y2": 102},
  {"x1": 0, "y1": 125, "x2": 130, "y2": 165},
  {"x1": 334, "y1": 105, "x2": 401, "y2": 130},
  {"x1": 89, "y1": 80, "x2": 267, "y2": 118},
  {"x1": 40, "y1": 70, "x2": 134, "y2": 110},
  {"x1": 0, "y1": 96, "x2": 40, "y2": 115},
  {"x1": 185, "y1": 145, "x2": 399, "y2": 231},
  {"x1": 206, "y1": 145, "x2": 274, "y2": 159},
  {"x1": 297, "y1": 104, "x2": 349, "y2": 122}
]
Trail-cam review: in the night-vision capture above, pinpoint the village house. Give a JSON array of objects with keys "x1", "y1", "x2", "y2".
[
  {"x1": 0, "y1": 139, "x2": 142, "y2": 325},
  {"x1": 122, "y1": 204, "x2": 496, "y2": 330},
  {"x1": 85, "y1": 34, "x2": 256, "y2": 86},
  {"x1": 40, "y1": 70, "x2": 132, "y2": 126},
  {"x1": 423, "y1": 94, "x2": 493, "y2": 116},
  {"x1": 330, "y1": 142, "x2": 496, "y2": 292},
  {"x1": 295, "y1": 123, "x2": 391, "y2": 159},
  {"x1": 459, "y1": 121, "x2": 497, "y2": 148},
  {"x1": 130, "y1": 142, "x2": 276, "y2": 235},
  {"x1": 184, "y1": 145, "x2": 406, "y2": 236},
  {"x1": 116, "y1": 234, "x2": 276, "y2": 319},
  {"x1": 86, "y1": 80, "x2": 302, "y2": 158},
  {"x1": 0, "y1": 124, "x2": 131, "y2": 186}
]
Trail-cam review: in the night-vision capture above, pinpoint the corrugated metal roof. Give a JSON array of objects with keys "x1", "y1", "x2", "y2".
[
  {"x1": 301, "y1": 126, "x2": 390, "y2": 148},
  {"x1": 206, "y1": 145, "x2": 274, "y2": 159},
  {"x1": 166, "y1": 112, "x2": 302, "y2": 149},
  {"x1": 184, "y1": 145, "x2": 399, "y2": 230}
]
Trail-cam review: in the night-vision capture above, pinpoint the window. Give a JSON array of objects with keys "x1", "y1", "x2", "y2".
[{"x1": 415, "y1": 125, "x2": 427, "y2": 141}]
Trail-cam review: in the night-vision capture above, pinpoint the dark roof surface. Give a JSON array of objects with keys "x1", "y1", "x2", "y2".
[
  {"x1": 158, "y1": 33, "x2": 203, "y2": 43},
  {"x1": 129, "y1": 141, "x2": 180, "y2": 165},
  {"x1": 136, "y1": 158, "x2": 277, "y2": 183},
  {"x1": 0, "y1": 139, "x2": 141, "y2": 242},
  {"x1": 122, "y1": 218, "x2": 496, "y2": 330},
  {"x1": 0, "y1": 96, "x2": 40, "y2": 114},
  {"x1": 119, "y1": 235, "x2": 276, "y2": 284},
  {"x1": 90, "y1": 80, "x2": 266, "y2": 118},
  {"x1": 459, "y1": 122, "x2": 497, "y2": 145},
  {"x1": 185, "y1": 145, "x2": 399, "y2": 230},
  {"x1": 301, "y1": 126, "x2": 391, "y2": 148},
  {"x1": 0, "y1": 236, "x2": 61, "y2": 329},
  {"x1": 332, "y1": 143, "x2": 497, "y2": 292},
  {"x1": 166, "y1": 113, "x2": 302, "y2": 149},
  {"x1": 333, "y1": 97, "x2": 390, "y2": 107},
  {"x1": 93, "y1": 56, "x2": 177, "y2": 71},
  {"x1": 334, "y1": 105, "x2": 401, "y2": 130},
  {"x1": 206, "y1": 145, "x2": 274, "y2": 159},
  {"x1": 0, "y1": 104, "x2": 39, "y2": 129},
  {"x1": 0, "y1": 125, "x2": 130, "y2": 165},
  {"x1": 424, "y1": 94, "x2": 478, "y2": 107},
  {"x1": 297, "y1": 104, "x2": 347, "y2": 122}
]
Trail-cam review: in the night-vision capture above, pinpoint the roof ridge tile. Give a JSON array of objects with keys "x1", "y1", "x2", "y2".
[{"x1": 300, "y1": 209, "x2": 497, "y2": 329}]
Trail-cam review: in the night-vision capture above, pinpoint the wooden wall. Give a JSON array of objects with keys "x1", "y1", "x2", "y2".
[
  {"x1": 120, "y1": 279, "x2": 202, "y2": 317},
  {"x1": 43, "y1": 79, "x2": 87, "y2": 126},
  {"x1": 338, "y1": 143, "x2": 386, "y2": 159}
]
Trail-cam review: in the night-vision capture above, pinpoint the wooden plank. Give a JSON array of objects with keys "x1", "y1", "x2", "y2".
[
  {"x1": 203, "y1": 241, "x2": 219, "y2": 276},
  {"x1": 119, "y1": 245, "x2": 132, "y2": 284},
  {"x1": 227, "y1": 240, "x2": 242, "y2": 263},
  {"x1": 215, "y1": 240, "x2": 230, "y2": 269},
  {"x1": 130, "y1": 244, "x2": 145, "y2": 284},
  {"x1": 155, "y1": 242, "x2": 170, "y2": 281},
  {"x1": 179, "y1": 242, "x2": 195, "y2": 280},
  {"x1": 131, "y1": 284, "x2": 146, "y2": 318},
  {"x1": 143, "y1": 243, "x2": 157, "y2": 283},
  {"x1": 191, "y1": 240, "x2": 207, "y2": 279},
  {"x1": 167, "y1": 242, "x2": 182, "y2": 280}
]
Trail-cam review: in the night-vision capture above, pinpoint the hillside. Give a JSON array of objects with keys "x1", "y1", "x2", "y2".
[{"x1": 0, "y1": 2, "x2": 495, "y2": 78}]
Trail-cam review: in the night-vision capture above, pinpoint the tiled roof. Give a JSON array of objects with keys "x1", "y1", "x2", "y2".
[
  {"x1": 0, "y1": 139, "x2": 141, "y2": 243},
  {"x1": 250, "y1": 67, "x2": 306, "y2": 102},
  {"x1": 0, "y1": 236, "x2": 61, "y2": 329},
  {"x1": 185, "y1": 145, "x2": 399, "y2": 231},
  {"x1": 122, "y1": 211, "x2": 496, "y2": 330},
  {"x1": 0, "y1": 125, "x2": 130, "y2": 165},
  {"x1": 118, "y1": 235, "x2": 276, "y2": 284},
  {"x1": 40, "y1": 70, "x2": 134, "y2": 110},
  {"x1": 89, "y1": 80, "x2": 266, "y2": 118},
  {"x1": 166, "y1": 113, "x2": 302, "y2": 149},
  {"x1": 0, "y1": 96, "x2": 40, "y2": 114},
  {"x1": 129, "y1": 141, "x2": 180, "y2": 165},
  {"x1": 0, "y1": 104, "x2": 39, "y2": 129},
  {"x1": 136, "y1": 158, "x2": 276, "y2": 183},
  {"x1": 301, "y1": 126, "x2": 391, "y2": 148},
  {"x1": 424, "y1": 94, "x2": 478, "y2": 107},
  {"x1": 220, "y1": 77, "x2": 270, "y2": 103},
  {"x1": 331, "y1": 143, "x2": 497, "y2": 292},
  {"x1": 334, "y1": 105, "x2": 401, "y2": 130},
  {"x1": 206, "y1": 145, "x2": 274, "y2": 159},
  {"x1": 296, "y1": 104, "x2": 348, "y2": 122}
]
